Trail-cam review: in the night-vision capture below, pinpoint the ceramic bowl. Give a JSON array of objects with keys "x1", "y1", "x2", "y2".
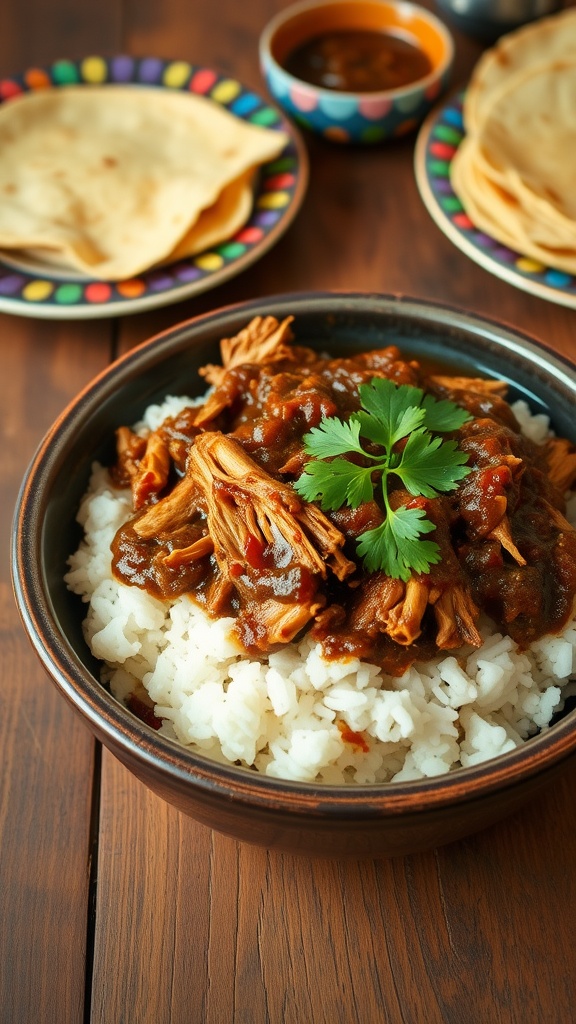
[
  {"x1": 259, "y1": 0, "x2": 454, "y2": 143},
  {"x1": 12, "y1": 292, "x2": 576, "y2": 858}
]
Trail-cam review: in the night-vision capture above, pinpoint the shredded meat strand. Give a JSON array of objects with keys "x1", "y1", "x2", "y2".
[
  {"x1": 112, "y1": 426, "x2": 147, "y2": 487},
  {"x1": 107, "y1": 317, "x2": 576, "y2": 673},
  {"x1": 488, "y1": 516, "x2": 527, "y2": 566},
  {"x1": 132, "y1": 434, "x2": 171, "y2": 510},
  {"x1": 134, "y1": 476, "x2": 200, "y2": 539},
  {"x1": 429, "y1": 375, "x2": 508, "y2": 396},
  {"x1": 544, "y1": 437, "x2": 576, "y2": 491},
  {"x1": 433, "y1": 585, "x2": 482, "y2": 649},
  {"x1": 188, "y1": 432, "x2": 355, "y2": 582},
  {"x1": 253, "y1": 597, "x2": 325, "y2": 647},
  {"x1": 199, "y1": 315, "x2": 295, "y2": 386},
  {"x1": 161, "y1": 535, "x2": 214, "y2": 568},
  {"x1": 384, "y1": 579, "x2": 430, "y2": 646}
]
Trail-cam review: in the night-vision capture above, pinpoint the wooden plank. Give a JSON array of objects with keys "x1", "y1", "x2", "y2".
[
  {"x1": 0, "y1": 33, "x2": 125, "y2": 1024},
  {"x1": 96, "y1": 4, "x2": 576, "y2": 1024},
  {"x1": 0, "y1": 0, "x2": 122, "y2": 76},
  {"x1": 92, "y1": 752, "x2": 576, "y2": 1024},
  {"x1": 0, "y1": 312, "x2": 115, "y2": 1023},
  {"x1": 90, "y1": 752, "x2": 212, "y2": 1024},
  {"x1": 10, "y1": 1, "x2": 569, "y2": 1021}
]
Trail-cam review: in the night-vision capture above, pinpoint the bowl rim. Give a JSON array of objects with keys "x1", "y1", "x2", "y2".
[
  {"x1": 259, "y1": 0, "x2": 455, "y2": 102},
  {"x1": 11, "y1": 289, "x2": 576, "y2": 819}
]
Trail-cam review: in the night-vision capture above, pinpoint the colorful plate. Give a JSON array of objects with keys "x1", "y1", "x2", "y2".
[
  {"x1": 414, "y1": 92, "x2": 576, "y2": 310},
  {"x1": 0, "y1": 56, "x2": 308, "y2": 319}
]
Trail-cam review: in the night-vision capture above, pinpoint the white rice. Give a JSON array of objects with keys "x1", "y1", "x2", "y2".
[{"x1": 65, "y1": 396, "x2": 576, "y2": 784}]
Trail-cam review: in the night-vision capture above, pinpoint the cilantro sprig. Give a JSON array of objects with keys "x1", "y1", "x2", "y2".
[{"x1": 294, "y1": 377, "x2": 472, "y2": 581}]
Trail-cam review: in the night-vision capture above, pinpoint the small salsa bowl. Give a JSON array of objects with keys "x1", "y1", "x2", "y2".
[
  {"x1": 11, "y1": 292, "x2": 576, "y2": 858},
  {"x1": 259, "y1": 0, "x2": 454, "y2": 143}
]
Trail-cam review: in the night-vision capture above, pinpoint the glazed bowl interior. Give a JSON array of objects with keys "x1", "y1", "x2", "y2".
[
  {"x1": 261, "y1": 0, "x2": 454, "y2": 96},
  {"x1": 12, "y1": 292, "x2": 576, "y2": 857}
]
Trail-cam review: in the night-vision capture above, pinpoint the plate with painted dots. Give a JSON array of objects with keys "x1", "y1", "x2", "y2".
[
  {"x1": 414, "y1": 92, "x2": 576, "y2": 310},
  {"x1": 0, "y1": 56, "x2": 308, "y2": 319}
]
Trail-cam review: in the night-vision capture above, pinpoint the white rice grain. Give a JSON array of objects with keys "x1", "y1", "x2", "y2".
[{"x1": 64, "y1": 399, "x2": 576, "y2": 785}]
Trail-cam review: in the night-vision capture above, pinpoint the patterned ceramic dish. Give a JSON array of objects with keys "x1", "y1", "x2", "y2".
[
  {"x1": 414, "y1": 92, "x2": 576, "y2": 309},
  {"x1": 259, "y1": 0, "x2": 454, "y2": 144},
  {"x1": 0, "y1": 56, "x2": 308, "y2": 319},
  {"x1": 12, "y1": 292, "x2": 576, "y2": 858}
]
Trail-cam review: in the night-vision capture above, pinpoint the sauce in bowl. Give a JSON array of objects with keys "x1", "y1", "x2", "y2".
[{"x1": 283, "y1": 29, "x2": 433, "y2": 92}]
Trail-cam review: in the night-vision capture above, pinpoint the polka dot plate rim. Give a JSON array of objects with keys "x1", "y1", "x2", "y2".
[
  {"x1": 414, "y1": 91, "x2": 576, "y2": 311},
  {"x1": 0, "y1": 55, "x2": 309, "y2": 320}
]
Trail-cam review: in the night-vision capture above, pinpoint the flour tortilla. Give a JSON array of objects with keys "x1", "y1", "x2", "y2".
[
  {"x1": 451, "y1": 135, "x2": 576, "y2": 272},
  {"x1": 164, "y1": 168, "x2": 256, "y2": 263},
  {"x1": 475, "y1": 59, "x2": 576, "y2": 224},
  {"x1": 464, "y1": 7, "x2": 576, "y2": 133},
  {"x1": 452, "y1": 58, "x2": 576, "y2": 270},
  {"x1": 450, "y1": 13, "x2": 576, "y2": 272},
  {"x1": 3, "y1": 169, "x2": 257, "y2": 275},
  {"x1": 0, "y1": 86, "x2": 288, "y2": 280}
]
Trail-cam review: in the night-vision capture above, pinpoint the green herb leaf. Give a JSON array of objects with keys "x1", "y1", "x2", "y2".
[
  {"x1": 302, "y1": 416, "x2": 364, "y2": 459},
  {"x1": 357, "y1": 378, "x2": 425, "y2": 448},
  {"x1": 356, "y1": 508, "x2": 441, "y2": 580},
  {"x1": 420, "y1": 393, "x2": 473, "y2": 432},
  {"x1": 395, "y1": 430, "x2": 471, "y2": 497},
  {"x1": 294, "y1": 376, "x2": 473, "y2": 579},
  {"x1": 294, "y1": 458, "x2": 374, "y2": 510}
]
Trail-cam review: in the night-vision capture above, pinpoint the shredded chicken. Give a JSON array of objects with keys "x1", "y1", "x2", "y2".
[
  {"x1": 429, "y1": 375, "x2": 508, "y2": 396},
  {"x1": 112, "y1": 426, "x2": 147, "y2": 487},
  {"x1": 199, "y1": 315, "x2": 295, "y2": 386},
  {"x1": 134, "y1": 476, "x2": 201, "y2": 538},
  {"x1": 348, "y1": 574, "x2": 405, "y2": 635},
  {"x1": 247, "y1": 597, "x2": 325, "y2": 648},
  {"x1": 359, "y1": 576, "x2": 483, "y2": 650},
  {"x1": 433, "y1": 585, "x2": 482, "y2": 649},
  {"x1": 544, "y1": 502, "x2": 576, "y2": 532},
  {"x1": 108, "y1": 318, "x2": 576, "y2": 673},
  {"x1": 488, "y1": 516, "x2": 526, "y2": 566},
  {"x1": 131, "y1": 434, "x2": 171, "y2": 510},
  {"x1": 149, "y1": 432, "x2": 351, "y2": 646},
  {"x1": 188, "y1": 432, "x2": 355, "y2": 584},
  {"x1": 191, "y1": 377, "x2": 241, "y2": 430},
  {"x1": 204, "y1": 575, "x2": 235, "y2": 616},
  {"x1": 544, "y1": 437, "x2": 576, "y2": 492},
  {"x1": 161, "y1": 535, "x2": 214, "y2": 569},
  {"x1": 384, "y1": 579, "x2": 430, "y2": 645}
]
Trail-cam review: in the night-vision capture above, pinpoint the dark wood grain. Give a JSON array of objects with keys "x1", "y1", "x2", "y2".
[
  {"x1": 93, "y1": 753, "x2": 576, "y2": 1024},
  {"x1": 0, "y1": 38, "x2": 122, "y2": 1024},
  {"x1": 2, "y1": 0, "x2": 576, "y2": 1021},
  {"x1": 0, "y1": 315, "x2": 114, "y2": 1023}
]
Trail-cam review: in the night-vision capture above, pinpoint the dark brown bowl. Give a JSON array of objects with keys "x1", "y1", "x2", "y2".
[{"x1": 11, "y1": 292, "x2": 576, "y2": 857}]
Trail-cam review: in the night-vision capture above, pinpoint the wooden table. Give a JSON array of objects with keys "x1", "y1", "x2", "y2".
[{"x1": 3, "y1": 2, "x2": 576, "y2": 1021}]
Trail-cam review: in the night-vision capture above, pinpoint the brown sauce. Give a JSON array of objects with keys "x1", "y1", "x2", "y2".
[
  {"x1": 108, "y1": 321, "x2": 576, "y2": 677},
  {"x1": 283, "y1": 29, "x2": 432, "y2": 93}
]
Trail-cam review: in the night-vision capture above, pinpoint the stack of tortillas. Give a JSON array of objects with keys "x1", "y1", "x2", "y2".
[
  {"x1": 450, "y1": 7, "x2": 576, "y2": 273},
  {"x1": 0, "y1": 86, "x2": 288, "y2": 280}
]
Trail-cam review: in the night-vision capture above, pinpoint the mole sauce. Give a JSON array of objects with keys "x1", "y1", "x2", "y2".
[
  {"x1": 109, "y1": 337, "x2": 576, "y2": 675},
  {"x1": 283, "y1": 29, "x2": 432, "y2": 92}
]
